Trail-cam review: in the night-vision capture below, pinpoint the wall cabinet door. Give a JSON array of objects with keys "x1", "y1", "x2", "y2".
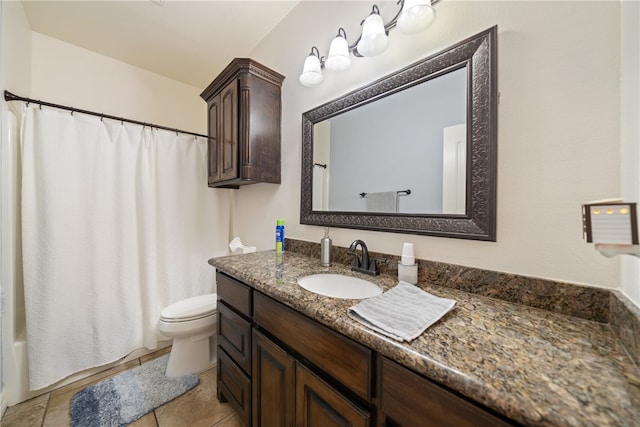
[
  {"x1": 296, "y1": 363, "x2": 371, "y2": 427},
  {"x1": 252, "y1": 329, "x2": 295, "y2": 427},
  {"x1": 207, "y1": 80, "x2": 238, "y2": 185},
  {"x1": 207, "y1": 95, "x2": 220, "y2": 184},
  {"x1": 219, "y1": 80, "x2": 238, "y2": 182}
]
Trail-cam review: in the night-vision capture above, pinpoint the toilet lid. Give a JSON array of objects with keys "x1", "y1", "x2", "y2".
[{"x1": 160, "y1": 293, "x2": 217, "y2": 321}]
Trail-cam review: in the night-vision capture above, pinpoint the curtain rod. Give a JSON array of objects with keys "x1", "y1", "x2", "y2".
[{"x1": 4, "y1": 90, "x2": 209, "y2": 139}]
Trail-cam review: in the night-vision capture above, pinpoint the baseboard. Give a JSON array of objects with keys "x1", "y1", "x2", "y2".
[{"x1": 1, "y1": 389, "x2": 8, "y2": 418}]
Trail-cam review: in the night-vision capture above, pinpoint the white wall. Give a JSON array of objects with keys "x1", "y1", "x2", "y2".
[
  {"x1": 0, "y1": 0, "x2": 31, "y2": 99},
  {"x1": 30, "y1": 32, "x2": 206, "y2": 133},
  {"x1": 239, "y1": 1, "x2": 637, "y2": 304},
  {"x1": 620, "y1": 0, "x2": 640, "y2": 304}
]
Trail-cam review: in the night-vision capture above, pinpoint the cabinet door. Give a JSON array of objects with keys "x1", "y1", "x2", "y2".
[
  {"x1": 218, "y1": 302, "x2": 252, "y2": 375},
  {"x1": 296, "y1": 363, "x2": 370, "y2": 427},
  {"x1": 207, "y1": 95, "x2": 220, "y2": 184},
  {"x1": 218, "y1": 348, "x2": 251, "y2": 427},
  {"x1": 219, "y1": 79, "x2": 238, "y2": 181},
  {"x1": 252, "y1": 330, "x2": 295, "y2": 427}
]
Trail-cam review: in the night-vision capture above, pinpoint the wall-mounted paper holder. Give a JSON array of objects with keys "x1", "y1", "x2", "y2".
[{"x1": 582, "y1": 200, "x2": 639, "y2": 258}]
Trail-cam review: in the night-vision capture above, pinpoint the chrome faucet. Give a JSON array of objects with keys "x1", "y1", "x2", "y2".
[{"x1": 347, "y1": 239, "x2": 379, "y2": 276}]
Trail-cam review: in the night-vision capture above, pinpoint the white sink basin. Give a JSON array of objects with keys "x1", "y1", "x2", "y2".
[{"x1": 297, "y1": 273, "x2": 382, "y2": 299}]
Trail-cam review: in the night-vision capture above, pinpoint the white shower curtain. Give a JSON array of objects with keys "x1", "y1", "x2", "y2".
[{"x1": 19, "y1": 105, "x2": 228, "y2": 390}]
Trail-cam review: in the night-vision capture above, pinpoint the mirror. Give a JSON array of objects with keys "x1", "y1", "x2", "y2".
[
  {"x1": 312, "y1": 66, "x2": 468, "y2": 215},
  {"x1": 300, "y1": 26, "x2": 497, "y2": 240}
]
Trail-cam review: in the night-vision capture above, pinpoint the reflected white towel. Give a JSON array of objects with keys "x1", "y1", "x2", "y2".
[
  {"x1": 365, "y1": 191, "x2": 396, "y2": 213},
  {"x1": 348, "y1": 281, "x2": 456, "y2": 342}
]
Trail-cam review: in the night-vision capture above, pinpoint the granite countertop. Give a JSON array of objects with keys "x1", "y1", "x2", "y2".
[{"x1": 209, "y1": 250, "x2": 640, "y2": 427}]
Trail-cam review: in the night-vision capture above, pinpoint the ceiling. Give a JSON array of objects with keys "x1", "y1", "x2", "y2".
[{"x1": 21, "y1": 0, "x2": 301, "y2": 89}]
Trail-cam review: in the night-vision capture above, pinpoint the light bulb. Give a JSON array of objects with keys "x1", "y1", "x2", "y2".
[
  {"x1": 397, "y1": 0, "x2": 435, "y2": 34},
  {"x1": 325, "y1": 29, "x2": 351, "y2": 72},
  {"x1": 356, "y1": 6, "x2": 389, "y2": 57},
  {"x1": 299, "y1": 48, "x2": 323, "y2": 87}
]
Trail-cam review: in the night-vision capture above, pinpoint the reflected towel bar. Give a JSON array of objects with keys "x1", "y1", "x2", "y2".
[{"x1": 359, "y1": 189, "x2": 411, "y2": 198}]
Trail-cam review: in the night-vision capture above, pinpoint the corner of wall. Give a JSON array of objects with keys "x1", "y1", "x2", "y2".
[
  {"x1": 610, "y1": 290, "x2": 640, "y2": 366},
  {"x1": 1, "y1": 0, "x2": 32, "y2": 101},
  {"x1": 620, "y1": 0, "x2": 640, "y2": 308}
]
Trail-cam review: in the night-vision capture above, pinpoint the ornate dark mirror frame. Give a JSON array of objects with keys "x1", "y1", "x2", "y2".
[{"x1": 300, "y1": 26, "x2": 497, "y2": 241}]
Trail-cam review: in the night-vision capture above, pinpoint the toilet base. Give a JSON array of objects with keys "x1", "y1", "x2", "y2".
[{"x1": 165, "y1": 336, "x2": 216, "y2": 377}]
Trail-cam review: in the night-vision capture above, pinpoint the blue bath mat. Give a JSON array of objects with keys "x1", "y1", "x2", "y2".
[{"x1": 70, "y1": 354, "x2": 199, "y2": 427}]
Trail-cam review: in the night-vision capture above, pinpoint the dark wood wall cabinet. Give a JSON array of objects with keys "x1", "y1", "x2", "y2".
[
  {"x1": 216, "y1": 271, "x2": 515, "y2": 427},
  {"x1": 200, "y1": 58, "x2": 284, "y2": 188}
]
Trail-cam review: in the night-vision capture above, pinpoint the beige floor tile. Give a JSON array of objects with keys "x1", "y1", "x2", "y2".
[
  {"x1": 129, "y1": 412, "x2": 159, "y2": 427},
  {"x1": 1, "y1": 394, "x2": 49, "y2": 427},
  {"x1": 42, "y1": 382, "x2": 81, "y2": 427},
  {"x1": 212, "y1": 412, "x2": 243, "y2": 427},
  {"x1": 155, "y1": 366, "x2": 235, "y2": 427}
]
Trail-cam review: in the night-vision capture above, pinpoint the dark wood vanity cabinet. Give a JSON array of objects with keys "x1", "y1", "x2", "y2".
[
  {"x1": 200, "y1": 58, "x2": 284, "y2": 188},
  {"x1": 252, "y1": 329, "x2": 371, "y2": 427},
  {"x1": 216, "y1": 271, "x2": 513, "y2": 427},
  {"x1": 217, "y1": 271, "x2": 372, "y2": 427},
  {"x1": 252, "y1": 292, "x2": 372, "y2": 427}
]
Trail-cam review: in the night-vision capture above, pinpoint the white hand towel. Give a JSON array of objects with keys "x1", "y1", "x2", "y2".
[
  {"x1": 348, "y1": 281, "x2": 456, "y2": 342},
  {"x1": 365, "y1": 191, "x2": 397, "y2": 213}
]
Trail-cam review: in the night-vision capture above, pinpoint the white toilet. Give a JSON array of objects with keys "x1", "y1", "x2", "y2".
[{"x1": 158, "y1": 293, "x2": 217, "y2": 377}]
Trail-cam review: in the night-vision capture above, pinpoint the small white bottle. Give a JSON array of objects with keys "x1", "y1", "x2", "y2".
[
  {"x1": 320, "y1": 227, "x2": 332, "y2": 266},
  {"x1": 398, "y1": 242, "x2": 418, "y2": 284}
]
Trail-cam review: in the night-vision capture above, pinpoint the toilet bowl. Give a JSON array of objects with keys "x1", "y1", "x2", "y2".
[{"x1": 158, "y1": 293, "x2": 217, "y2": 377}]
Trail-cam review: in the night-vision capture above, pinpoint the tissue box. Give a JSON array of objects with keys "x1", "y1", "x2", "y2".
[
  {"x1": 229, "y1": 236, "x2": 257, "y2": 255},
  {"x1": 232, "y1": 245, "x2": 256, "y2": 255}
]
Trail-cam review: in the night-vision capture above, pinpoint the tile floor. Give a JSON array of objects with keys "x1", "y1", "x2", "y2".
[{"x1": 1, "y1": 347, "x2": 241, "y2": 427}]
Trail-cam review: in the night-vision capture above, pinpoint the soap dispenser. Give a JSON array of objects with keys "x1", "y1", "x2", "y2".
[
  {"x1": 320, "y1": 227, "x2": 332, "y2": 266},
  {"x1": 398, "y1": 242, "x2": 418, "y2": 284}
]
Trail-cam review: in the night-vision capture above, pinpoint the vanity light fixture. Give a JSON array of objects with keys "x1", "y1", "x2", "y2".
[{"x1": 299, "y1": 0, "x2": 439, "y2": 87}]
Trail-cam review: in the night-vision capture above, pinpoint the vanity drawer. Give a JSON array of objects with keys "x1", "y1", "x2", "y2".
[
  {"x1": 379, "y1": 357, "x2": 513, "y2": 427},
  {"x1": 217, "y1": 272, "x2": 252, "y2": 318},
  {"x1": 218, "y1": 301, "x2": 252, "y2": 375},
  {"x1": 253, "y1": 291, "x2": 373, "y2": 401},
  {"x1": 218, "y1": 348, "x2": 251, "y2": 427}
]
